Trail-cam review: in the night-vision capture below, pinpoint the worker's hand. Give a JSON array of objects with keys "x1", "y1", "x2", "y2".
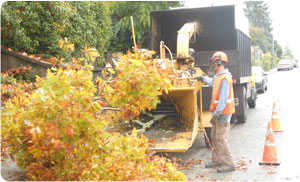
[
  {"x1": 210, "y1": 114, "x2": 219, "y2": 124},
  {"x1": 194, "y1": 76, "x2": 204, "y2": 81}
]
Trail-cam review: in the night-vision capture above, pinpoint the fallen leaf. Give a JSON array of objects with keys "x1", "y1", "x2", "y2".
[
  {"x1": 241, "y1": 132, "x2": 250, "y2": 135},
  {"x1": 148, "y1": 139, "x2": 156, "y2": 143},
  {"x1": 268, "y1": 170, "x2": 276, "y2": 175},
  {"x1": 197, "y1": 160, "x2": 203, "y2": 164}
]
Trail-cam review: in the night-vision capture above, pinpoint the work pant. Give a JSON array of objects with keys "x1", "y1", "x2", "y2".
[{"x1": 211, "y1": 121, "x2": 234, "y2": 166}]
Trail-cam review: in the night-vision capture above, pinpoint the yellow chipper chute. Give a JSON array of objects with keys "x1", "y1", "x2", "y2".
[{"x1": 143, "y1": 22, "x2": 208, "y2": 152}]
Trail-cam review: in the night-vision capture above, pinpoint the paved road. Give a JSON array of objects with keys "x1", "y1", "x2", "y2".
[{"x1": 168, "y1": 67, "x2": 300, "y2": 181}]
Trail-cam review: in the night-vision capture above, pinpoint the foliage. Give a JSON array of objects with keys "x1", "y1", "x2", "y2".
[
  {"x1": 3, "y1": 65, "x2": 40, "y2": 83},
  {"x1": 65, "y1": 1, "x2": 112, "y2": 64},
  {"x1": 244, "y1": 2, "x2": 283, "y2": 68},
  {"x1": 1, "y1": 73, "x2": 16, "y2": 85},
  {"x1": 1, "y1": 53, "x2": 185, "y2": 181},
  {"x1": 108, "y1": 1, "x2": 182, "y2": 53},
  {"x1": 1, "y1": 1, "x2": 111, "y2": 64},
  {"x1": 253, "y1": 52, "x2": 274, "y2": 71},
  {"x1": 97, "y1": 129, "x2": 185, "y2": 181},
  {"x1": 244, "y1": 1, "x2": 272, "y2": 35},
  {"x1": 1, "y1": 66, "x2": 39, "y2": 104},
  {"x1": 249, "y1": 25, "x2": 272, "y2": 54},
  {"x1": 282, "y1": 44, "x2": 294, "y2": 59},
  {"x1": 1, "y1": 2, "x2": 72, "y2": 56},
  {"x1": 99, "y1": 49, "x2": 175, "y2": 122}
]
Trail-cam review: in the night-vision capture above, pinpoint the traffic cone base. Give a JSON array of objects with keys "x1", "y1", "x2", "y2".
[
  {"x1": 259, "y1": 121, "x2": 280, "y2": 166},
  {"x1": 259, "y1": 161, "x2": 281, "y2": 165}
]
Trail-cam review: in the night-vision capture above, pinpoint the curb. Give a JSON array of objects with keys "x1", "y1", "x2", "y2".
[{"x1": 266, "y1": 68, "x2": 277, "y2": 75}]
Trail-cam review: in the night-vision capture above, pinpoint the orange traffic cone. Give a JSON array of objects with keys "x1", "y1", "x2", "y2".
[
  {"x1": 271, "y1": 102, "x2": 283, "y2": 132},
  {"x1": 259, "y1": 121, "x2": 280, "y2": 165}
]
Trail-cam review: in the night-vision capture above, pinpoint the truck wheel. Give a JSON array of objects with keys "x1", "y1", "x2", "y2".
[
  {"x1": 248, "y1": 97, "x2": 256, "y2": 108},
  {"x1": 236, "y1": 87, "x2": 247, "y2": 123},
  {"x1": 204, "y1": 127, "x2": 212, "y2": 148},
  {"x1": 261, "y1": 82, "x2": 265, "y2": 93},
  {"x1": 248, "y1": 88, "x2": 256, "y2": 108}
]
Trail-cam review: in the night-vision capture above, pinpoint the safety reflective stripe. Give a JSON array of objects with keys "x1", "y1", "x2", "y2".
[
  {"x1": 265, "y1": 140, "x2": 276, "y2": 147},
  {"x1": 272, "y1": 114, "x2": 279, "y2": 119},
  {"x1": 273, "y1": 107, "x2": 279, "y2": 112},
  {"x1": 213, "y1": 99, "x2": 234, "y2": 104}
]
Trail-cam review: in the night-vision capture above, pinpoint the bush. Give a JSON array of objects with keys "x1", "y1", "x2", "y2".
[
  {"x1": 3, "y1": 65, "x2": 40, "y2": 83},
  {"x1": 1, "y1": 59, "x2": 185, "y2": 180},
  {"x1": 1, "y1": 66, "x2": 39, "y2": 104},
  {"x1": 99, "y1": 49, "x2": 175, "y2": 122},
  {"x1": 254, "y1": 52, "x2": 279, "y2": 71},
  {"x1": 1, "y1": 2, "x2": 112, "y2": 64}
]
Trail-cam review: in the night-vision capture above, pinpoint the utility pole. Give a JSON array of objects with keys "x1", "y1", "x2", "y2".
[
  {"x1": 272, "y1": 37, "x2": 274, "y2": 55},
  {"x1": 271, "y1": 36, "x2": 275, "y2": 69}
]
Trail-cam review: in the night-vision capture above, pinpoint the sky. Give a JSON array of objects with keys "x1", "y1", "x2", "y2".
[{"x1": 184, "y1": 0, "x2": 300, "y2": 60}]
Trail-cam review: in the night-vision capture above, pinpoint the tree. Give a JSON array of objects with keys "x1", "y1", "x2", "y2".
[
  {"x1": 1, "y1": 2, "x2": 112, "y2": 62},
  {"x1": 65, "y1": 2, "x2": 112, "y2": 61},
  {"x1": 108, "y1": 1, "x2": 182, "y2": 53},
  {"x1": 244, "y1": 1, "x2": 283, "y2": 69},
  {"x1": 244, "y1": 1, "x2": 272, "y2": 35},
  {"x1": 274, "y1": 40, "x2": 282, "y2": 59},
  {"x1": 249, "y1": 25, "x2": 271, "y2": 53},
  {"x1": 282, "y1": 44, "x2": 294, "y2": 59}
]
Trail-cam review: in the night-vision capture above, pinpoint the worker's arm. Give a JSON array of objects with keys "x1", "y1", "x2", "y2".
[
  {"x1": 201, "y1": 76, "x2": 213, "y2": 86},
  {"x1": 215, "y1": 79, "x2": 230, "y2": 115}
]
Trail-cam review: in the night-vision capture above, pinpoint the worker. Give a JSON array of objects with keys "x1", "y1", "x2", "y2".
[{"x1": 195, "y1": 51, "x2": 235, "y2": 173}]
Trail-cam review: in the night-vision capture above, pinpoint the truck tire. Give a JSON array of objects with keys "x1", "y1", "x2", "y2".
[
  {"x1": 248, "y1": 97, "x2": 256, "y2": 108},
  {"x1": 204, "y1": 127, "x2": 212, "y2": 148},
  {"x1": 236, "y1": 86, "x2": 247, "y2": 123},
  {"x1": 261, "y1": 82, "x2": 265, "y2": 93},
  {"x1": 248, "y1": 88, "x2": 256, "y2": 108}
]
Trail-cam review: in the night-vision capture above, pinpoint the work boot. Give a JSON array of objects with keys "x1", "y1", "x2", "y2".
[
  {"x1": 217, "y1": 165, "x2": 235, "y2": 173},
  {"x1": 205, "y1": 161, "x2": 222, "y2": 168}
]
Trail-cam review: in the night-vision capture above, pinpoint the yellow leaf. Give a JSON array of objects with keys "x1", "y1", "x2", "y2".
[
  {"x1": 58, "y1": 40, "x2": 63, "y2": 48},
  {"x1": 107, "y1": 68, "x2": 115, "y2": 74}
]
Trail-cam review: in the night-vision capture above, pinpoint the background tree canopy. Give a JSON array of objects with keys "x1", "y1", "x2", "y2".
[
  {"x1": 244, "y1": 1, "x2": 286, "y2": 70},
  {"x1": 1, "y1": 1, "x2": 182, "y2": 65},
  {"x1": 1, "y1": 1, "x2": 111, "y2": 62},
  {"x1": 108, "y1": 1, "x2": 182, "y2": 53}
]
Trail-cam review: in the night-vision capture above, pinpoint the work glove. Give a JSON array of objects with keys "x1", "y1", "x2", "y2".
[
  {"x1": 194, "y1": 76, "x2": 204, "y2": 82},
  {"x1": 210, "y1": 114, "x2": 219, "y2": 124}
]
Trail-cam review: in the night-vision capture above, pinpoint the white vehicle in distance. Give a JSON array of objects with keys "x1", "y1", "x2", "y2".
[{"x1": 277, "y1": 59, "x2": 294, "y2": 71}]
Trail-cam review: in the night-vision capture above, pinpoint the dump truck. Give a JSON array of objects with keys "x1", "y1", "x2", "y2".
[{"x1": 149, "y1": 5, "x2": 256, "y2": 148}]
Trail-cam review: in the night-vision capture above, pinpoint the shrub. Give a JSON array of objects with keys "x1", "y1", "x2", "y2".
[
  {"x1": 99, "y1": 49, "x2": 175, "y2": 123},
  {"x1": 1, "y1": 59, "x2": 185, "y2": 181},
  {"x1": 4, "y1": 65, "x2": 40, "y2": 83},
  {"x1": 1, "y1": 1, "x2": 111, "y2": 64},
  {"x1": 1, "y1": 66, "x2": 39, "y2": 104}
]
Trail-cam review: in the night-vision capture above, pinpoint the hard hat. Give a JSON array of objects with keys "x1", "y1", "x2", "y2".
[{"x1": 210, "y1": 51, "x2": 228, "y2": 63}]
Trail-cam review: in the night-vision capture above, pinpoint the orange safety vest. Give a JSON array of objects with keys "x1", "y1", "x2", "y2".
[{"x1": 210, "y1": 74, "x2": 235, "y2": 114}]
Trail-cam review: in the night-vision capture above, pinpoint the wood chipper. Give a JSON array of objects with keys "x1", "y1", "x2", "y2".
[{"x1": 143, "y1": 22, "x2": 210, "y2": 152}]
